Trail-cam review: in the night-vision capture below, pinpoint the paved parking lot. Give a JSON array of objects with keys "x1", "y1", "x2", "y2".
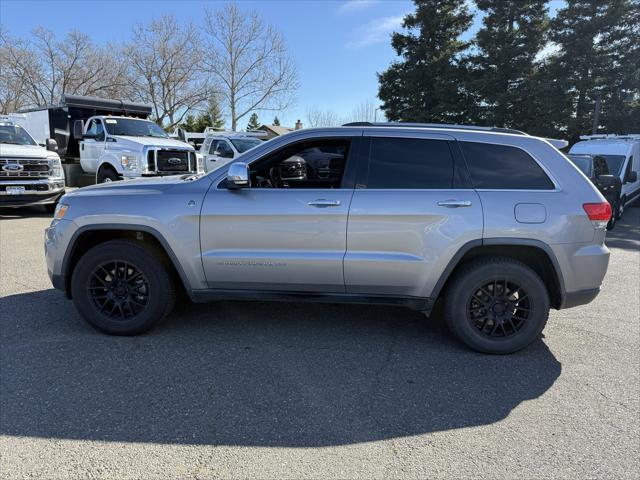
[{"x1": 1, "y1": 205, "x2": 638, "y2": 479}]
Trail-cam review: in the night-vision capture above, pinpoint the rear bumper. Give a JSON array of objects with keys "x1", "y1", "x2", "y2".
[{"x1": 560, "y1": 287, "x2": 601, "y2": 309}]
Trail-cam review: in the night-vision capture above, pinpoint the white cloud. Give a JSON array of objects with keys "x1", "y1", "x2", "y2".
[
  {"x1": 337, "y1": 0, "x2": 378, "y2": 15},
  {"x1": 346, "y1": 14, "x2": 405, "y2": 49}
]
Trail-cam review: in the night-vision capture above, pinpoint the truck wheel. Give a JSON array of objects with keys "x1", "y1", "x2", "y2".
[
  {"x1": 607, "y1": 199, "x2": 619, "y2": 230},
  {"x1": 616, "y1": 196, "x2": 625, "y2": 220},
  {"x1": 97, "y1": 167, "x2": 120, "y2": 183},
  {"x1": 71, "y1": 240, "x2": 176, "y2": 335},
  {"x1": 44, "y1": 203, "x2": 57, "y2": 214},
  {"x1": 443, "y1": 257, "x2": 549, "y2": 354}
]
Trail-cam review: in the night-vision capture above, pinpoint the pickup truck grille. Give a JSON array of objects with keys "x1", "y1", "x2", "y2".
[
  {"x1": 147, "y1": 150, "x2": 194, "y2": 174},
  {"x1": 0, "y1": 158, "x2": 51, "y2": 179}
]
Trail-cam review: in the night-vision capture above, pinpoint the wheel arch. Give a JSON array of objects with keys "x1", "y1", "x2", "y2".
[
  {"x1": 61, "y1": 224, "x2": 193, "y2": 301},
  {"x1": 432, "y1": 238, "x2": 566, "y2": 310}
]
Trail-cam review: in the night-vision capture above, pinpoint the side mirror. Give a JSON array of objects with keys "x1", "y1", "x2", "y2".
[
  {"x1": 625, "y1": 171, "x2": 638, "y2": 183},
  {"x1": 73, "y1": 120, "x2": 84, "y2": 140},
  {"x1": 226, "y1": 162, "x2": 250, "y2": 189},
  {"x1": 45, "y1": 138, "x2": 58, "y2": 152}
]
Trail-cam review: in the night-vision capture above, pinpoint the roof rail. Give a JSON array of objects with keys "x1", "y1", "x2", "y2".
[
  {"x1": 579, "y1": 134, "x2": 640, "y2": 141},
  {"x1": 342, "y1": 121, "x2": 527, "y2": 136},
  {"x1": 203, "y1": 127, "x2": 267, "y2": 138}
]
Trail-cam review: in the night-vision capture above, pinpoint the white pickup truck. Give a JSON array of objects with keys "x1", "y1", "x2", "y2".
[
  {"x1": 73, "y1": 116, "x2": 198, "y2": 183},
  {"x1": 0, "y1": 116, "x2": 65, "y2": 212}
]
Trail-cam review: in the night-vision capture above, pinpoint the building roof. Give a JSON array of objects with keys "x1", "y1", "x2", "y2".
[{"x1": 258, "y1": 124, "x2": 294, "y2": 136}]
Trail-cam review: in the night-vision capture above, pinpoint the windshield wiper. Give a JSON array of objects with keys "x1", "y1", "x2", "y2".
[{"x1": 0, "y1": 141, "x2": 26, "y2": 145}]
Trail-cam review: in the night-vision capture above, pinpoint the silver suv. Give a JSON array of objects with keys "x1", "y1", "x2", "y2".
[{"x1": 45, "y1": 124, "x2": 611, "y2": 354}]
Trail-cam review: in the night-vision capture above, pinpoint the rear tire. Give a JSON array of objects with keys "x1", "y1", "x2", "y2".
[
  {"x1": 97, "y1": 167, "x2": 120, "y2": 183},
  {"x1": 444, "y1": 257, "x2": 549, "y2": 354},
  {"x1": 71, "y1": 240, "x2": 176, "y2": 335}
]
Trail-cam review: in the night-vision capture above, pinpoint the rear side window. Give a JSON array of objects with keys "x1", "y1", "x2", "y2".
[
  {"x1": 460, "y1": 142, "x2": 555, "y2": 190},
  {"x1": 367, "y1": 137, "x2": 454, "y2": 189}
]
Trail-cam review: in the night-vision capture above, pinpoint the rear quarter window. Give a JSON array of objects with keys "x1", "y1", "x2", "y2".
[{"x1": 460, "y1": 142, "x2": 555, "y2": 190}]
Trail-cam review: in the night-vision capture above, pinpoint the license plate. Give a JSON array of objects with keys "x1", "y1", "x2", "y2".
[{"x1": 6, "y1": 186, "x2": 26, "y2": 195}]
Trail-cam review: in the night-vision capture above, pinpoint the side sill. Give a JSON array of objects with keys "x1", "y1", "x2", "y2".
[{"x1": 190, "y1": 289, "x2": 435, "y2": 313}]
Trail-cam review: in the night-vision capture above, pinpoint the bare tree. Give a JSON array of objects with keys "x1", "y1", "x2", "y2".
[
  {"x1": 125, "y1": 15, "x2": 209, "y2": 129},
  {"x1": 343, "y1": 99, "x2": 381, "y2": 123},
  {"x1": 203, "y1": 2, "x2": 298, "y2": 131},
  {"x1": 0, "y1": 27, "x2": 130, "y2": 110},
  {"x1": 305, "y1": 106, "x2": 340, "y2": 127}
]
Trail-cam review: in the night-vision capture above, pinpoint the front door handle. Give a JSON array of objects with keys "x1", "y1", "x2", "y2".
[
  {"x1": 437, "y1": 200, "x2": 472, "y2": 208},
  {"x1": 308, "y1": 199, "x2": 341, "y2": 208}
]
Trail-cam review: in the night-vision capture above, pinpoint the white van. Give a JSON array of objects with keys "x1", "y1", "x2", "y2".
[{"x1": 569, "y1": 135, "x2": 640, "y2": 219}]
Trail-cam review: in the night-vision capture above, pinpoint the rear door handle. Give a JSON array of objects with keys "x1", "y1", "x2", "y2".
[
  {"x1": 437, "y1": 200, "x2": 472, "y2": 208},
  {"x1": 308, "y1": 199, "x2": 341, "y2": 208}
]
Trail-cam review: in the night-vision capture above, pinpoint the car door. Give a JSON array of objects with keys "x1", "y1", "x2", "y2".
[
  {"x1": 80, "y1": 118, "x2": 106, "y2": 173},
  {"x1": 344, "y1": 131, "x2": 483, "y2": 299},
  {"x1": 200, "y1": 134, "x2": 361, "y2": 293}
]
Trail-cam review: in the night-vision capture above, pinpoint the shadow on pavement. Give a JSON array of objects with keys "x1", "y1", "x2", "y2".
[
  {"x1": 0, "y1": 288, "x2": 561, "y2": 447},
  {"x1": 0, "y1": 205, "x2": 51, "y2": 219}
]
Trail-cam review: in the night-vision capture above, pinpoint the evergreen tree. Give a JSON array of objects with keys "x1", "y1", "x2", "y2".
[
  {"x1": 246, "y1": 112, "x2": 260, "y2": 131},
  {"x1": 208, "y1": 97, "x2": 225, "y2": 130},
  {"x1": 597, "y1": 1, "x2": 640, "y2": 134},
  {"x1": 469, "y1": 1, "x2": 549, "y2": 129},
  {"x1": 546, "y1": 0, "x2": 639, "y2": 141},
  {"x1": 273, "y1": 116, "x2": 281, "y2": 126},
  {"x1": 378, "y1": 0, "x2": 473, "y2": 123}
]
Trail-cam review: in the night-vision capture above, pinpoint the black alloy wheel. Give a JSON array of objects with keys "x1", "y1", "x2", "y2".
[
  {"x1": 88, "y1": 260, "x2": 150, "y2": 320},
  {"x1": 467, "y1": 279, "x2": 530, "y2": 338}
]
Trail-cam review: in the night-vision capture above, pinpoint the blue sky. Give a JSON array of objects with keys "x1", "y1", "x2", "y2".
[{"x1": 0, "y1": 0, "x2": 563, "y2": 129}]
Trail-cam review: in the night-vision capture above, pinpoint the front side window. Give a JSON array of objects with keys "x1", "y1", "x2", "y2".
[
  {"x1": 461, "y1": 142, "x2": 555, "y2": 190},
  {"x1": 216, "y1": 141, "x2": 234, "y2": 158},
  {"x1": 208, "y1": 140, "x2": 219, "y2": 155},
  {"x1": 249, "y1": 139, "x2": 351, "y2": 189},
  {"x1": 0, "y1": 124, "x2": 37, "y2": 146},
  {"x1": 366, "y1": 137, "x2": 454, "y2": 189},
  {"x1": 85, "y1": 119, "x2": 105, "y2": 141}
]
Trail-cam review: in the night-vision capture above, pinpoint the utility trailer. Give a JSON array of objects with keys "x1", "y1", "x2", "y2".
[{"x1": 17, "y1": 95, "x2": 152, "y2": 186}]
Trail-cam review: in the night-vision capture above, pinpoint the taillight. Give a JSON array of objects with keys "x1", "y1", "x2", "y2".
[{"x1": 583, "y1": 202, "x2": 612, "y2": 222}]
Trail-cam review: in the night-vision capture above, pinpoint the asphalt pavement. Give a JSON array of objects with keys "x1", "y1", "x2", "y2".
[{"x1": 0, "y1": 204, "x2": 638, "y2": 479}]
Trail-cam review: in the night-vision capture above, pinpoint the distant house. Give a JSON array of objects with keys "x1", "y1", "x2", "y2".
[{"x1": 258, "y1": 120, "x2": 303, "y2": 140}]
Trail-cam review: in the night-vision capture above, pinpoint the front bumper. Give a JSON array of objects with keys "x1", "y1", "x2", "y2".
[
  {"x1": 45, "y1": 218, "x2": 75, "y2": 293},
  {"x1": 0, "y1": 179, "x2": 65, "y2": 207}
]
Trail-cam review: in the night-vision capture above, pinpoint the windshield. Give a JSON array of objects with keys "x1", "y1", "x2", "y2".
[
  {"x1": 231, "y1": 138, "x2": 262, "y2": 153},
  {"x1": 103, "y1": 118, "x2": 168, "y2": 138},
  {"x1": 594, "y1": 154, "x2": 626, "y2": 176},
  {"x1": 0, "y1": 124, "x2": 37, "y2": 146},
  {"x1": 568, "y1": 155, "x2": 592, "y2": 176}
]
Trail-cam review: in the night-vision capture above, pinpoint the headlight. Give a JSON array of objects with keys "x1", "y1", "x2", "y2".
[
  {"x1": 121, "y1": 154, "x2": 139, "y2": 170},
  {"x1": 53, "y1": 203, "x2": 69, "y2": 220},
  {"x1": 48, "y1": 156, "x2": 63, "y2": 178}
]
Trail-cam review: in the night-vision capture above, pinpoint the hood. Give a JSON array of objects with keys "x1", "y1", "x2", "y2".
[
  {"x1": 65, "y1": 174, "x2": 208, "y2": 198},
  {"x1": 111, "y1": 136, "x2": 194, "y2": 150},
  {"x1": 0, "y1": 143, "x2": 52, "y2": 158}
]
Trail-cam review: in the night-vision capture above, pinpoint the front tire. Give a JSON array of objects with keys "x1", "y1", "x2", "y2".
[
  {"x1": 97, "y1": 167, "x2": 120, "y2": 183},
  {"x1": 444, "y1": 257, "x2": 550, "y2": 354},
  {"x1": 71, "y1": 240, "x2": 176, "y2": 335}
]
